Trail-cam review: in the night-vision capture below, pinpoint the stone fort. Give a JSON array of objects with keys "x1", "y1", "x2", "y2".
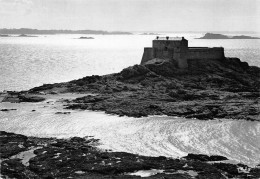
[{"x1": 141, "y1": 36, "x2": 225, "y2": 68}]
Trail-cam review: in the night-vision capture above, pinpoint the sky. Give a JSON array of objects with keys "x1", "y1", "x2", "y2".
[{"x1": 0, "y1": 0, "x2": 259, "y2": 32}]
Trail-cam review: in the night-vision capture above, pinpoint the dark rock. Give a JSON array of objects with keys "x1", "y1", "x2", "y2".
[
  {"x1": 0, "y1": 131, "x2": 30, "y2": 158},
  {"x1": 212, "y1": 163, "x2": 239, "y2": 175},
  {"x1": 18, "y1": 34, "x2": 38, "y2": 37},
  {"x1": 55, "y1": 112, "x2": 71, "y2": 114},
  {"x1": 18, "y1": 95, "x2": 45, "y2": 102},
  {"x1": 183, "y1": 153, "x2": 228, "y2": 161},
  {"x1": 79, "y1": 36, "x2": 94, "y2": 39},
  {"x1": 1, "y1": 131, "x2": 259, "y2": 179},
  {"x1": 1, "y1": 159, "x2": 39, "y2": 179},
  {"x1": 119, "y1": 65, "x2": 151, "y2": 80},
  {"x1": 0, "y1": 108, "x2": 17, "y2": 111},
  {"x1": 61, "y1": 58, "x2": 260, "y2": 120},
  {"x1": 0, "y1": 34, "x2": 9, "y2": 37},
  {"x1": 29, "y1": 83, "x2": 55, "y2": 92}
]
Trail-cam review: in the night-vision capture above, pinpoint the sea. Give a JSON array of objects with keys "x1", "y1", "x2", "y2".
[{"x1": 0, "y1": 33, "x2": 260, "y2": 167}]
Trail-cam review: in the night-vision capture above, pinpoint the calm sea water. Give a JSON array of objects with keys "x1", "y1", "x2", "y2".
[
  {"x1": 0, "y1": 33, "x2": 260, "y2": 166},
  {"x1": 0, "y1": 33, "x2": 259, "y2": 91}
]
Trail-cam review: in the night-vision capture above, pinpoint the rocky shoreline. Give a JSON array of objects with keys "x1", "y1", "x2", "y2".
[
  {"x1": 1, "y1": 131, "x2": 260, "y2": 179},
  {"x1": 4, "y1": 57, "x2": 259, "y2": 121}
]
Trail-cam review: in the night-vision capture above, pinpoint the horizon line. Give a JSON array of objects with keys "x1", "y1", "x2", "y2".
[{"x1": 0, "y1": 28, "x2": 259, "y2": 34}]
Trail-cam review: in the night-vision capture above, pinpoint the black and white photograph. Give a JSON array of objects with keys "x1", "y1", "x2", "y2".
[{"x1": 0, "y1": 0, "x2": 259, "y2": 178}]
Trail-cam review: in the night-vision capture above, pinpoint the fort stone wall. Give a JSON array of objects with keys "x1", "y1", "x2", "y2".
[
  {"x1": 188, "y1": 47, "x2": 224, "y2": 60},
  {"x1": 152, "y1": 39, "x2": 189, "y2": 68},
  {"x1": 141, "y1": 47, "x2": 153, "y2": 64},
  {"x1": 140, "y1": 37, "x2": 225, "y2": 69},
  {"x1": 153, "y1": 40, "x2": 183, "y2": 49},
  {"x1": 153, "y1": 40, "x2": 180, "y2": 60}
]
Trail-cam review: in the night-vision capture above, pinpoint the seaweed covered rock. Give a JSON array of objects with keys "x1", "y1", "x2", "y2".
[
  {"x1": 183, "y1": 153, "x2": 228, "y2": 161},
  {"x1": 1, "y1": 131, "x2": 260, "y2": 179}
]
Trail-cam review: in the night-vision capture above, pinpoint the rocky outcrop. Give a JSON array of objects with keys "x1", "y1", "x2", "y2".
[
  {"x1": 0, "y1": 34, "x2": 9, "y2": 37},
  {"x1": 23, "y1": 57, "x2": 260, "y2": 120},
  {"x1": 183, "y1": 154, "x2": 228, "y2": 161},
  {"x1": 58, "y1": 58, "x2": 259, "y2": 120},
  {"x1": 1, "y1": 131, "x2": 260, "y2": 179},
  {"x1": 0, "y1": 109, "x2": 17, "y2": 112},
  {"x1": 18, "y1": 34, "x2": 38, "y2": 37},
  {"x1": 78, "y1": 36, "x2": 94, "y2": 39},
  {"x1": 1, "y1": 92, "x2": 45, "y2": 103}
]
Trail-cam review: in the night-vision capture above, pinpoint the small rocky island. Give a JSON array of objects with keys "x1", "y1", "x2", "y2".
[
  {"x1": 18, "y1": 34, "x2": 38, "y2": 37},
  {"x1": 0, "y1": 34, "x2": 38, "y2": 37},
  {"x1": 197, "y1": 33, "x2": 260, "y2": 39},
  {"x1": 78, "y1": 36, "x2": 94, "y2": 39},
  {"x1": 9, "y1": 36, "x2": 257, "y2": 121},
  {"x1": 140, "y1": 32, "x2": 160, "y2": 35},
  {"x1": 0, "y1": 34, "x2": 10, "y2": 37}
]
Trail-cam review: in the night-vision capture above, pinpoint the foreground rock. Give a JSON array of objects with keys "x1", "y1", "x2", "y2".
[
  {"x1": 1, "y1": 131, "x2": 259, "y2": 179},
  {"x1": 24, "y1": 57, "x2": 259, "y2": 121}
]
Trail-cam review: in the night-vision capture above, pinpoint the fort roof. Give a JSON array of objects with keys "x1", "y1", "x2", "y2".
[{"x1": 154, "y1": 36, "x2": 186, "y2": 41}]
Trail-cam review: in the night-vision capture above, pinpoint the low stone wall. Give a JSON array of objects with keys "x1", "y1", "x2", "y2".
[
  {"x1": 188, "y1": 47, "x2": 224, "y2": 60},
  {"x1": 141, "y1": 47, "x2": 153, "y2": 64},
  {"x1": 141, "y1": 46, "x2": 225, "y2": 67}
]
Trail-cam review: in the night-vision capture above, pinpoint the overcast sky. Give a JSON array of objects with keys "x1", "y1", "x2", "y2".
[{"x1": 0, "y1": 0, "x2": 259, "y2": 32}]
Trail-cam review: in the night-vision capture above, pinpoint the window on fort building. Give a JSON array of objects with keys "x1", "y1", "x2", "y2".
[{"x1": 164, "y1": 46, "x2": 168, "y2": 51}]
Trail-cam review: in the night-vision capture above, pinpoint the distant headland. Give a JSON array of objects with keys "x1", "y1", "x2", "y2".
[
  {"x1": 0, "y1": 28, "x2": 132, "y2": 35},
  {"x1": 197, "y1": 33, "x2": 260, "y2": 39},
  {"x1": 0, "y1": 34, "x2": 38, "y2": 37}
]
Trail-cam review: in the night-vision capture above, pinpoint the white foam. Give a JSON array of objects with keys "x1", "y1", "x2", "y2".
[{"x1": 127, "y1": 169, "x2": 164, "y2": 177}]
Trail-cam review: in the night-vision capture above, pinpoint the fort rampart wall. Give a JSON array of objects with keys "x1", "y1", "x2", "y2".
[
  {"x1": 187, "y1": 47, "x2": 224, "y2": 60},
  {"x1": 141, "y1": 47, "x2": 153, "y2": 64}
]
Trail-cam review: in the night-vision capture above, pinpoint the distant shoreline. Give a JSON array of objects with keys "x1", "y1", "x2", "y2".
[
  {"x1": 0, "y1": 28, "x2": 132, "y2": 35},
  {"x1": 197, "y1": 33, "x2": 260, "y2": 39}
]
